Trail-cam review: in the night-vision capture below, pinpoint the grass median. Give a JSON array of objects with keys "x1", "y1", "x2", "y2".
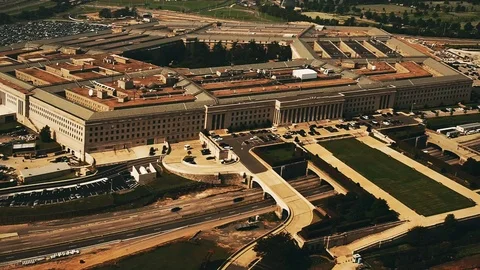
[
  {"x1": 320, "y1": 139, "x2": 475, "y2": 216},
  {"x1": 96, "y1": 239, "x2": 229, "y2": 270},
  {"x1": 426, "y1": 113, "x2": 480, "y2": 130},
  {"x1": 0, "y1": 167, "x2": 203, "y2": 224}
]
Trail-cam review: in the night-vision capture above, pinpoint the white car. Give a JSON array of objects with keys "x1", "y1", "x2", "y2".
[
  {"x1": 382, "y1": 121, "x2": 390, "y2": 126},
  {"x1": 361, "y1": 115, "x2": 369, "y2": 120}
]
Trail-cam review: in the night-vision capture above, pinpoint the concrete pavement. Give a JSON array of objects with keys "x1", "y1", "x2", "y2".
[
  {"x1": 426, "y1": 130, "x2": 480, "y2": 162},
  {"x1": 307, "y1": 137, "x2": 480, "y2": 268}
]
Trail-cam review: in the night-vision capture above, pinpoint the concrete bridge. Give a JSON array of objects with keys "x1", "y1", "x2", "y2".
[
  {"x1": 426, "y1": 130, "x2": 480, "y2": 163},
  {"x1": 220, "y1": 149, "x2": 317, "y2": 269}
]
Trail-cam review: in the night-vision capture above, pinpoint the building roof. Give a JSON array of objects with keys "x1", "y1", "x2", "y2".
[
  {"x1": 20, "y1": 162, "x2": 71, "y2": 178},
  {"x1": 12, "y1": 143, "x2": 36, "y2": 149}
]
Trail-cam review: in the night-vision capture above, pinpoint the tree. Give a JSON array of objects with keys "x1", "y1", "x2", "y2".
[
  {"x1": 463, "y1": 158, "x2": 480, "y2": 176},
  {"x1": 444, "y1": 214, "x2": 458, "y2": 239},
  {"x1": 254, "y1": 232, "x2": 311, "y2": 270},
  {"x1": 40, "y1": 126, "x2": 52, "y2": 142},
  {"x1": 99, "y1": 8, "x2": 112, "y2": 18},
  {"x1": 464, "y1": 22, "x2": 474, "y2": 32}
]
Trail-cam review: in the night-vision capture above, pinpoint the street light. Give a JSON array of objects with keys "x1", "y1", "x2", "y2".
[{"x1": 410, "y1": 101, "x2": 416, "y2": 114}]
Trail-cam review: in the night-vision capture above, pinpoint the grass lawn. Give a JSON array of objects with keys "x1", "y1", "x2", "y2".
[
  {"x1": 254, "y1": 143, "x2": 306, "y2": 167},
  {"x1": 426, "y1": 113, "x2": 480, "y2": 129},
  {"x1": 94, "y1": 0, "x2": 232, "y2": 12},
  {"x1": 145, "y1": 168, "x2": 198, "y2": 193},
  {"x1": 0, "y1": 121, "x2": 22, "y2": 134},
  {"x1": 96, "y1": 239, "x2": 230, "y2": 270},
  {"x1": 320, "y1": 139, "x2": 475, "y2": 216},
  {"x1": 4, "y1": 0, "x2": 56, "y2": 15}
]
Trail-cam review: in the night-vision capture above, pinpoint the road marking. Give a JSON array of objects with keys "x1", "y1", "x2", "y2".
[
  {"x1": 68, "y1": 245, "x2": 77, "y2": 248},
  {"x1": 126, "y1": 233, "x2": 135, "y2": 237},
  {"x1": 251, "y1": 205, "x2": 258, "y2": 209},
  {"x1": 154, "y1": 228, "x2": 163, "y2": 231},
  {"x1": 37, "y1": 251, "x2": 45, "y2": 254},
  {"x1": 6, "y1": 256, "x2": 14, "y2": 259},
  {"x1": 228, "y1": 211, "x2": 236, "y2": 214},
  {"x1": 204, "y1": 216, "x2": 212, "y2": 220},
  {"x1": 98, "y1": 239, "x2": 104, "y2": 243}
]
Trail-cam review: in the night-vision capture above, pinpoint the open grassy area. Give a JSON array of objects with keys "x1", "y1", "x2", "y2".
[
  {"x1": 96, "y1": 239, "x2": 230, "y2": 270},
  {"x1": 94, "y1": 0, "x2": 233, "y2": 12},
  {"x1": 0, "y1": 121, "x2": 22, "y2": 134},
  {"x1": 320, "y1": 139, "x2": 475, "y2": 216},
  {"x1": 254, "y1": 143, "x2": 306, "y2": 167},
  {"x1": 426, "y1": 113, "x2": 480, "y2": 129},
  {"x1": 4, "y1": 0, "x2": 56, "y2": 15}
]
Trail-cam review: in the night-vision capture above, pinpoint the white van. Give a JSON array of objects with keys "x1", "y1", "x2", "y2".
[{"x1": 184, "y1": 145, "x2": 191, "y2": 150}]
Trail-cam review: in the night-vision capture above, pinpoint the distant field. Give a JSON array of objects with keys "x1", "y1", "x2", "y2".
[
  {"x1": 199, "y1": 5, "x2": 281, "y2": 22},
  {"x1": 4, "y1": 0, "x2": 56, "y2": 15},
  {"x1": 426, "y1": 113, "x2": 480, "y2": 129},
  {"x1": 357, "y1": 4, "x2": 415, "y2": 14},
  {"x1": 96, "y1": 239, "x2": 230, "y2": 270},
  {"x1": 320, "y1": 138, "x2": 475, "y2": 216},
  {"x1": 94, "y1": 0, "x2": 233, "y2": 12}
]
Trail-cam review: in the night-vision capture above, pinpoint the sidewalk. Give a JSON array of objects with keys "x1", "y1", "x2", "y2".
[{"x1": 91, "y1": 142, "x2": 166, "y2": 165}]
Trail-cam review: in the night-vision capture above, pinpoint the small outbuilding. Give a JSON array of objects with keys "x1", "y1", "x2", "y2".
[
  {"x1": 19, "y1": 162, "x2": 72, "y2": 184},
  {"x1": 131, "y1": 163, "x2": 157, "y2": 184},
  {"x1": 292, "y1": 69, "x2": 318, "y2": 80}
]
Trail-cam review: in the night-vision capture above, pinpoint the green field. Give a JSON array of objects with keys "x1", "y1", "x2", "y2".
[
  {"x1": 94, "y1": 0, "x2": 233, "y2": 12},
  {"x1": 320, "y1": 139, "x2": 475, "y2": 216},
  {"x1": 426, "y1": 113, "x2": 480, "y2": 129},
  {"x1": 3, "y1": 0, "x2": 56, "y2": 15},
  {"x1": 96, "y1": 239, "x2": 230, "y2": 270},
  {"x1": 254, "y1": 143, "x2": 306, "y2": 167}
]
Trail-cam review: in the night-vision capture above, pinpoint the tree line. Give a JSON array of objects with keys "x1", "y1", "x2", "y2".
[
  {"x1": 260, "y1": 3, "x2": 480, "y2": 39},
  {"x1": 98, "y1": 7, "x2": 137, "y2": 19}
]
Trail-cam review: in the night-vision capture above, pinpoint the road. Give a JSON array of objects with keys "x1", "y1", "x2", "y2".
[{"x1": 0, "y1": 178, "x2": 334, "y2": 264}]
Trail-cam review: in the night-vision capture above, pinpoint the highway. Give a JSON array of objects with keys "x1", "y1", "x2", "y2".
[
  {"x1": 0, "y1": 156, "x2": 160, "y2": 195},
  {"x1": 0, "y1": 177, "x2": 334, "y2": 264}
]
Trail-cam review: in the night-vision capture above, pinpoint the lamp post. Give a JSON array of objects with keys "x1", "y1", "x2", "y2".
[{"x1": 410, "y1": 102, "x2": 416, "y2": 114}]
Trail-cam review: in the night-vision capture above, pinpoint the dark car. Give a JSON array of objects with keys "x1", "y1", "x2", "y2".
[{"x1": 171, "y1": 207, "x2": 182, "y2": 212}]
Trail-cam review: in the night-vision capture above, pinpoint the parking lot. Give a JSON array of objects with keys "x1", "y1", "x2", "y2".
[
  {"x1": 0, "y1": 172, "x2": 137, "y2": 207},
  {"x1": 221, "y1": 129, "x2": 283, "y2": 173},
  {"x1": 0, "y1": 21, "x2": 109, "y2": 47},
  {"x1": 357, "y1": 112, "x2": 418, "y2": 129}
]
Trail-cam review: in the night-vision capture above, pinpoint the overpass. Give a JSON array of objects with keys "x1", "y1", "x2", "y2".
[
  {"x1": 162, "y1": 138, "x2": 318, "y2": 268},
  {"x1": 426, "y1": 130, "x2": 480, "y2": 163},
  {"x1": 307, "y1": 161, "x2": 348, "y2": 195}
]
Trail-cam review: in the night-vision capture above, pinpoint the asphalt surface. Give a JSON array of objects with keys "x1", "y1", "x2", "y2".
[
  {"x1": 222, "y1": 130, "x2": 282, "y2": 174},
  {"x1": 0, "y1": 200, "x2": 275, "y2": 264},
  {"x1": 0, "y1": 179, "x2": 333, "y2": 264}
]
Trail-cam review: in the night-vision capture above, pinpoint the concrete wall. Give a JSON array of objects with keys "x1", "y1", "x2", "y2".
[
  {"x1": 273, "y1": 160, "x2": 308, "y2": 180},
  {"x1": 304, "y1": 221, "x2": 405, "y2": 251}
]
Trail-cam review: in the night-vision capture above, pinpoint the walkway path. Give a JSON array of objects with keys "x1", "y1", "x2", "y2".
[{"x1": 306, "y1": 137, "x2": 480, "y2": 268}]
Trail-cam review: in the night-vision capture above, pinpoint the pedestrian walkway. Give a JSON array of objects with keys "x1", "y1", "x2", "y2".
[
  {"x1": 305, "y1": 143, "x2": 421, "y2": 221},
  {"x1": 307, "y1": 137, "x2": 480, "y2": 267}
]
